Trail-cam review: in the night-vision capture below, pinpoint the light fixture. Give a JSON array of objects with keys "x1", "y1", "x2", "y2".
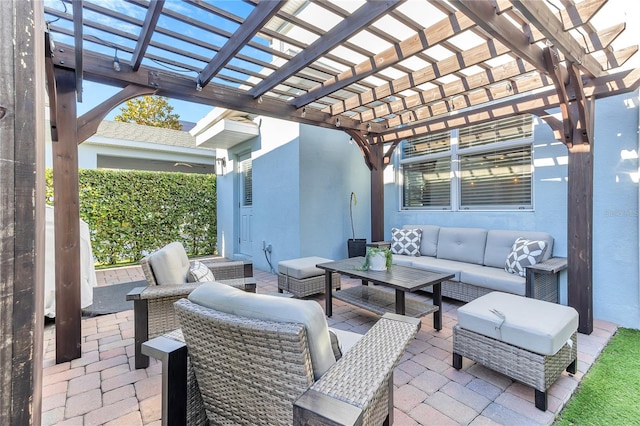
[
  {"x1": 215, "y1": 157, "x2": 226, "y2": 176},
  {"x1": 335, "y1": 117, "x2": 340, "y2": 127},
  {"x1": 196, "y1": 78, "x2": 203, "y2": 92},
  {"x1": 112, "y1": 47, "x2": 121, "y2": 72},
  {"x1": 301, "y1": 107, "x2": 306, "y2": 118},
  {"x1": 367, "y1": 123, "x2": 372, "y2": 132},
  {"x1": 258, "y1": 96, "x2": 263, "y2": 104}
]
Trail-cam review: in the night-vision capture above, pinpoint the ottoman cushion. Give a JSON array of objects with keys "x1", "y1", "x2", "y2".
[
  {"x1": 457, "y1": 292, "x2": 578, "y2": 355},
  {"x1": 278, "y1": 256, "x2": 333, "y2": 280}
]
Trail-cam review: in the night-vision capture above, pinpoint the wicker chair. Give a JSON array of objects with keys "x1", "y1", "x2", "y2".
[
  {"x1": 142, "y1": 283, "x2": 421, "y2": 426},
  {"x1": 127, "y1": 242, "x2": 255, "y2": 369}
]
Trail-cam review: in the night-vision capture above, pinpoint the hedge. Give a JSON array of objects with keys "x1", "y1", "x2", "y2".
[{"x1": 46, "y1": 168, "x2": 217, "y2": 266}]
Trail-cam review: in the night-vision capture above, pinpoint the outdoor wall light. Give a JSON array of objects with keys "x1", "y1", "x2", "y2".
[
  {"x1": 112, "y1": 47, "x2": 121, "y2": 72},
  {"x1": 196, "y1": 78, "x2": 203, "y2": 92},
  {"x1": 215, "y1": 157, "x2": 226, "y2": 175}
]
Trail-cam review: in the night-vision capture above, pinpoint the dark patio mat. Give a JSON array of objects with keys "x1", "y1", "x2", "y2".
[{"x1": 82, "y1": 280, "x2": 146, "y2": 317}]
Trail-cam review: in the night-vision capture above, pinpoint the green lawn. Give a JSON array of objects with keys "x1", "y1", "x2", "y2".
[{"x1": 555, "y1": 328, "x2": 640, "y2": 425}]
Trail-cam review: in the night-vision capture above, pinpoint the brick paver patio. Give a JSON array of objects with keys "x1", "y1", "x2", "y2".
[{"x1": 42, "y1": 266, "x2": 616, "y2": 425}]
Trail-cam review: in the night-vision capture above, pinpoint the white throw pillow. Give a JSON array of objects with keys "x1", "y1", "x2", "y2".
[
  {"x1": 391, "y1": 227, "x2": 423, "y2": 256},
  {"x1": 187, "y1": 261, "x2": 215, "y2": 282},
  {"x1": 505, "y1": 237, "x2": 547, "y2": 277}
]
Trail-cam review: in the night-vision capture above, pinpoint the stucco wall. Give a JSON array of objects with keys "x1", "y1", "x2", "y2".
[{"x1": 385, "y1": 91, "x2": 639, "y2": 328}]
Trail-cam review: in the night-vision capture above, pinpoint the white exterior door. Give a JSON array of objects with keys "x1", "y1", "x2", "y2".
[{"x1": 238, "y1": 154, "x2": 253, "y2": 256}]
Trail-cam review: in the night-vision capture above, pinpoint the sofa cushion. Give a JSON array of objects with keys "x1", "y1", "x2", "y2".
[
  {"x1": 148, "y1": 242, "x2": 190, "y2": 285},
  {"x1": 436, "y1": 227, "x2": 487, "y2": 265},
  {"x1": 505, "y1": 237, "x2": 547, "y2": 277},
  {"x1": 391, "y1": 227, "x2": 422, "y2": 256},
  {"x1": 457, "y1": 292, "x2": 578, "y2": 355},
  {"x1": 403, "y1": 225, "x2": 440, "y2": 257},
  {"x1": 188, "y1": 282, "x2": 335, "y2": 380},
  {"x1": 408, "y1": 256, "x2": 466, "y2": 281},
  {"x1": 187, "y1": 260, "x2": 215, "y2": 282},
  {"x1": 278, "y1": 256, "x2": 333, "y2": 280},
  {"x1": 460, "y1": 265, "x2": 526, "y2": 295},
  {"x1": 484, "y1": 230, "x2": 554, "y2": 268}
]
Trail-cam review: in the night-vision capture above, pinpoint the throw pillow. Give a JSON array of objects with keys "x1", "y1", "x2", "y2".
[
  {"x1": 391, "y1": 227, "x2": 423, "y2": 256},
  {"x1": 505, "y1": 237, "x2": 547, "y2": 277},
  {"x1": 187, "y1": 261, "x2": 215, "y2": 282}
]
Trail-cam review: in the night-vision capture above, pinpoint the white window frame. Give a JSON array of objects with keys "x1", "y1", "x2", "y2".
[{"x1": 399, "y1": 116, "x2": 534, "y2": 211}]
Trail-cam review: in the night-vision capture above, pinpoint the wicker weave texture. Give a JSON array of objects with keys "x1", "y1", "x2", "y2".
[
  {"x1": 277, "y1": 272, "x2": 340, "y2": 298},
  {"x1": 312, "y1": 316, "x2": 420, "y2": 425},
  {"x1": 201, "y1": 260, "x2": 248, "y2": 280},
  {"x1": 453, "y1": 325, "x2": 577, "y2": 391},
  {"x1": 175, "y1": 299, "x2": 315, "y2": 426}
]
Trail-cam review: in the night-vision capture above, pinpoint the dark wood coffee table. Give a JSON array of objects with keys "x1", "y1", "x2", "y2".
[{"x1": 316, "y1": 257, "x2": 454, "y2": 330}]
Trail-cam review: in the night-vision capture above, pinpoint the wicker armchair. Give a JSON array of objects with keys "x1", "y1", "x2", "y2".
[
  {"x1": 142, "y1": 283, "x2": 421, "y2": 426},
  {"x1": 127, "y1": 242, "x2": 255, "y2": 369}
]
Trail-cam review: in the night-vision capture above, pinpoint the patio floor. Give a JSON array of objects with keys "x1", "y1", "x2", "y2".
[{"x1": 42, "y1": 264, "x2": 617, "y2": 425}]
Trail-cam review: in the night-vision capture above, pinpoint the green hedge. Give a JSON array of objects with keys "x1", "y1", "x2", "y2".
[{"x1": 46, "y1": 168, "x2": 217, "y2": 266}]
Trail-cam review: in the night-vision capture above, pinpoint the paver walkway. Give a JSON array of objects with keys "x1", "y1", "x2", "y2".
[{"x1": 42, "y1": 265, "x2": 616, "y2": 425}]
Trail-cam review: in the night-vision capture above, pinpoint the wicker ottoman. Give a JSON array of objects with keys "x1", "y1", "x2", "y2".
[
  {"x1": 278, "y1": 256, "x2": 340, "y2": 298},
  {"x1": 452, "y1": 292, "x2": 578, "y2": 411}
]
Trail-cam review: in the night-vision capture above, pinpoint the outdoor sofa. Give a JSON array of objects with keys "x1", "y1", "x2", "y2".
[{"x1": 380, "y1": 225, "x2": 567, "y2": 303}]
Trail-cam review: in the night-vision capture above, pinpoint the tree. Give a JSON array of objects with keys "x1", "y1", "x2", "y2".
[{"x1": 114, "y1": 95, "x2": 183, "y2": 130}]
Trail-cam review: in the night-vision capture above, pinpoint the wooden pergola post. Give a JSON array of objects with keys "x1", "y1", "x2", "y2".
[
  {"x1": 51, "y1": 67, "x2": 82, "y2": 362},
  {"x1": 0, "y1": 0, "x2": 46, "y2": 423}
]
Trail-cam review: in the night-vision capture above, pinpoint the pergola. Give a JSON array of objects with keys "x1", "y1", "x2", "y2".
[{"x1": 2, "y1": 0, "x2": 639, "y2": 422}]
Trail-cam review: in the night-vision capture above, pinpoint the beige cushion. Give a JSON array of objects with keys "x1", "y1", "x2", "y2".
[
  {"x1": 148, "y1": 242, "x2": 190, "y2": 285},
  {"x1": 188, "y1": 282, "x2": 335, "y2": 380},
  {"x1": 457, "y1": 292, "x2": 578, "y2": 355},
  {"x1": 278, "y1": 256, "x2": 333, "y2": 280}
]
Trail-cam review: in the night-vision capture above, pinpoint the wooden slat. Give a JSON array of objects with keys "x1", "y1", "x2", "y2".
[
  {"x1": 452, "y1": 0, "x2": 547, "y2": 73},
  {"x1": 249, "y1": 0, "x2": 404, "y2": 98},
  {"x1": 511, "y1": 0, "x2": 605, "y2": 78},
  {"x1": 358, "y1": 58, "x2": 535, "y2": 123},
  {"x1": 327, "y1": 40, "x2": 511, "y2": 116},
  {"x1": 292, "y1": 11, "x2": 475, "y2": 108},
  {"x1": 378, "y1": 67, "x2": 640, "y2": 142},
  {"x1": 130, "y1": 0, "x2": 165, "y2": 71},
  {"x1": 198, "y1": 0, "x2": 283, "y2": 86},
  {"x1": 73, "y1": 0, "x2": 83, "y2": 102}
]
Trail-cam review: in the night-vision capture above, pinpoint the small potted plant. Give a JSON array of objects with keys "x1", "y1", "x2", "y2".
[
  {"x1": 347, "y1": 192, "x2": 367, "y2": 258},
  {"x1": 361, "y1": 246, "x2": 392, "y2": 271}
]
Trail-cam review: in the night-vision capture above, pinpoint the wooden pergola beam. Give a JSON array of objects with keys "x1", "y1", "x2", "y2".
[
  {"x1": 198, "y1": 0, "x2": 283, "y2": 86},
  {"x1": 327, "y1": 40, "x2": 511, "y2": 117},
  {"x1": 78, "y1": 84, "x2": 158, "y2": 143},
  {"x1": 292, "y1": 10, "x2": 475, "y2": 109},
  {"x1": 72, "y1": 0, "x2": 83, "y2": 102},
  {"x1": 512, "y1": 0, "x2": 605, "y2": 78},
  {"x1": 249, "y1": 0, "x2": 403, "y2": 99},
  {"x1": 130, "y1": 0, "x2": 165, "y2": 71},
  {"x1": 51, "y1": 43, "x2": 387, "y2": 134}
]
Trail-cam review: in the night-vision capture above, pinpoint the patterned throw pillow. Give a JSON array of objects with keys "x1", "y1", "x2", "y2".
[
  {"x1": 187, "y1": 261, "x2": 215, "y2": 282},
  {"x1": 504, "y1": 237, "x2": 547, "y2": 277},
  {"x1": 390, "y1": 227, "x2": 423, "y2": 256}
]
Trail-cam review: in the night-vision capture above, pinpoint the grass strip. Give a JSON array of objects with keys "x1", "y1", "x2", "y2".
[{"x1": 555, "y1": 328, "x2": 640, "y2": 425}]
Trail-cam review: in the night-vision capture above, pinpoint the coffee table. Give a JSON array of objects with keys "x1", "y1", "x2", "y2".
[{"x1": 316, "y1": 257, "x2": 454, "y2": 330}]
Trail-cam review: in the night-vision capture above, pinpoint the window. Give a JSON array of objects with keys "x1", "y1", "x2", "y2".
[
  {"x1": 239, "y1": 157, "x2": 252, "y2": 207},
  {"x1": 401, "y1": 115, "x2": 533, "y2": 210}
]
